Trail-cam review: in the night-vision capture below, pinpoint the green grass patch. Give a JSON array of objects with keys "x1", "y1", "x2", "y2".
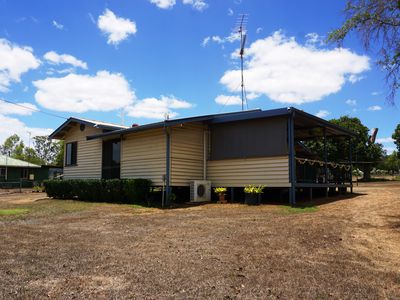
[
  {"x1": 0, "y1": 208, "x2": 29, "y2": 216},
  {"x1": 279, "y1": 205, "x2": 318, "y2": 214},
  {"x1": 128, "y1": 204, "x2": 148, "y2": 209}
]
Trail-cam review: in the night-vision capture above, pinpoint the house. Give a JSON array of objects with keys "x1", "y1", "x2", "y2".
[
  {"x1": 49, "y1": 107, "x2": 355, "y2": 205},
  {"x1": 0, "y1": 155, "x2": 40, "y2": 187},
  {"x1": 0, "y1": 155, "x2": 63, "y2": 187}
]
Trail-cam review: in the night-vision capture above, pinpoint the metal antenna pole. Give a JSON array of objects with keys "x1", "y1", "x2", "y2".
[{"x1": 237, "y1": 14, "x2": 248, "y2": 111}]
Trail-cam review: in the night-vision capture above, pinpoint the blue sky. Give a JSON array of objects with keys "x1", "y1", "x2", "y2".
[{"x1": 0, "y1": 0, "x2": 398, "y2": 152}]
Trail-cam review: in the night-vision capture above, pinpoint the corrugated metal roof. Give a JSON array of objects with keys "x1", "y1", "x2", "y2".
[
  {"x1": 86, "y1": 107, "x2": 356, "y2": 141},
  {"x1": 0, "y1": 155, "x2": 41, "y2": 168},
  {"x1": 49, "y1": 117, "x2": 129, "y2": 139},
  {"x1": 72, "y1": 117, "x2": 129, "y2": 129}
]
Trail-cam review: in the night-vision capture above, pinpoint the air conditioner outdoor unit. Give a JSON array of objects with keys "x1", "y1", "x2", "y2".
[{"x1": 190, "y1": 180, "x2": 211, "y2": 202}]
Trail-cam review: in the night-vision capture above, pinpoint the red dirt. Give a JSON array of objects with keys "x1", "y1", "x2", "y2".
[{"x1": 0, "y1": 183, "x2": 399, "y2": 299}]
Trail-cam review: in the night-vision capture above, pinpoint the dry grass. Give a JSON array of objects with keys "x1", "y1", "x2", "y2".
[{"x1": 0, "y1": 183, "x2": 399, "y2": 299}]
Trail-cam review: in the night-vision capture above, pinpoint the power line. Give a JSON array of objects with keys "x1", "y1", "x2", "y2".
[{"x1": 0, "y1": 99, "x2": 68, "y2": 120}]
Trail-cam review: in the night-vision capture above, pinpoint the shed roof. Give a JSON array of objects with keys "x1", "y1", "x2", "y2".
[
  {"x1": 0, "y1": 155, "x2": 41, "y2": 168},
  {"x1": 49, "y1": 117, "x2": 128, "y2": 140}
]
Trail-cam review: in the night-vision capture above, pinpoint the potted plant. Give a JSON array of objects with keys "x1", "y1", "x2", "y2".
[
  {"x1": 214, "y1": 187, "x2": 227, "y2": 204},
  {"x1": 244, "y1": 185, "x2": 265, "y2": 205}
]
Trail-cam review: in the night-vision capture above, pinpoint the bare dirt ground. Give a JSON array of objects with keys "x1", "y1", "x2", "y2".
[{"x1": 0, "y1": 183, "x2": 399, "y2": 299}]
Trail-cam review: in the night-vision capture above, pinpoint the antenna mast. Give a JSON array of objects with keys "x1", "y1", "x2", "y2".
[{"x1": 236, "y1": 14, "x2": 248, "y2": 111}]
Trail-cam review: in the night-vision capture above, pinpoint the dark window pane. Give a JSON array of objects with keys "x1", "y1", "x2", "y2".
[
  {"x1": 65, "y1": 142, "x2": 77, "y2": 166},
  {"x1": 102, "y1": 139, "x2": 120, "y2": 179},
  {"x1": 66, "y1": 143, "x2": 72, "y2": 165},
  {"x1": 112, "y1": 141, "x2": 120, "y2": 164}
]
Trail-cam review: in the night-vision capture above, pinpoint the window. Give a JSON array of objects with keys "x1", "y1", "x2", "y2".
[
  {"x1": 21, "y1": 168, "x2": 29, "y2": 179},
  {"x1": 0, "y1": 168, "x2": 5, "y2": 180},
  {"x1": 65, "y1": 142, "x2": 78, "y2": 166},
  {"x1": 102, "y1": 139, "x2": 121, "y2": 179}
]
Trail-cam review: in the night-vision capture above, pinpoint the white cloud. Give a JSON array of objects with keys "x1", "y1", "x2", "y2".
[
  {"x1": 202, "y1": 37, "x2": 211, "y2": 47},
  {"x1": 0, "y1": 39, "x2": 40, "y2": 92},
  {"x1": 305, "y1": 32, "x2": 324, "y2": 47},
  {"x1": 33, "y1": 71, "x2": 135, "y2": 113},
  {"x1": 376, "y1": 137, "x2": 394, "y2": 143},
  {"x1": 149, "y1": 0, "x2": 176, "y2": 9},
  {"x1": 202, "y1": 32, "x2": 240, "y2": 47},
  {"x1": 182, "y1": 0, "x2": 208, "y2": 11},
  {"x1": 383, "y1": 147, "x2": 396, "y2": 154},
  {"x1": 0, "y1": 114, "x2": 53, "y2": 145},
  {"x1": 126, "y1": 95, "x2": 192, "y2": 119},
  {"x1": 371, "y1": 91, "x2": 380, "y2": 96},
  {"x1": 215, "y1": 94, "x2": 242, "y2": 106},
  {"x1": 315, "y1": 110, "x2": 330, "y2": 118},
  {"x1": 0, "y1": 100, "x2": 38, "y2": 116},
  {"x1": 220, "y1": 31, "x2": 370, "y2": 104},
  {"x1": 256, "y1": 27, "x2": 263, "y2": 34},
  {"x1": 368, "y1": 105, "x2": 382, "y2": 111},
  {"x1": 43, "y1": 51, "x2": 87, "y2": 69},
  {"x1": 348, "y1": 74, "x2": 364, "y2": 83},
  {"x1": 97, "y1": 9, "x2": 137, "y2": 45},
  {"x1": 345, "y1": 99, "x2": 357, "y2": 106},
  {"x1": 149, "y1": 0, "x2": 207, "y2": 11},
  {"x1": 247, "y1": 92, "x2": 260, "y2": 100},
  {"x1": 52, "y1": 20, "x2": 64, "y2": 30},
  {"x1": 227, "y1": 8, "x2": 234, "y2": 16}
]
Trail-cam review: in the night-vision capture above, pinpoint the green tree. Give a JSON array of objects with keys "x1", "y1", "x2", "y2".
[
  {"x1": 393, "y1": 123, "x2": 400, "y2": 155},
  {"x1": 33, "y1": 136, "x2": 63, "y2": 165},
  {"x1": 54, "y1": 140, "x2": 64, "y2": 167},
  {"x1": 328, "y1": 0, "x2": 400, "y2": 104},
  {"x1": 23, "y1": 147, "x2": 43, "y2": 165},
  {"x1": 306, "y1": 116, "x2": 384, "y2": 180},
  {"x1": 1, "y1": 134, "x2": 64, "y2": 166},
  {"x1": 0, "y1": 134, "x2": 24, "y2": 156},
  {"x1": 381, "y1": 151, "x2": 400, "y2": 173}
]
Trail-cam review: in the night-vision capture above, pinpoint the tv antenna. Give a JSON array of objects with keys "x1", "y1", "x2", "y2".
[{"x1": 235, "y1": 14, "x2": 248, "y2": 111}]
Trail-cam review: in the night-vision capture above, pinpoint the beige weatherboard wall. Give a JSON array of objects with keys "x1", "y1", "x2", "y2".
[
  {"x1": 170, "y1": 123, "x2": 206, "y2": 186},
  {"x1": 63, "y1": 125, "x2": 103, "y2": 179},
  {"x1": 61, "y1": 117, "x2": 290, "y2": 188},
  {"x1": 207, "y1": 156, "x2": 290, "y2": 187},
  {"x1": 120, "y1": 128, "x2": 166, "y2": 186}
]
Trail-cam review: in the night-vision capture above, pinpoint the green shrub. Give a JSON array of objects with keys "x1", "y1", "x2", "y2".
[
  {"x1": 122, "y1": 179, "x2": 152, "y2": 204},
  {"x1": 43, "y1": 178, "x2": 152, "y2": 204}
]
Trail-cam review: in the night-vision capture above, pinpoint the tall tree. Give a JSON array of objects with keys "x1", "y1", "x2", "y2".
[
  {"x1": 1, "y1": 134, "x2": 64, "y2": 166},
  {"x1": 393, "y1": 123, "x2": 400, "y2": 155},
  {"x1": 33, "y1": 136, "x2": 63, "y2": 165},
  {"x1": 381, "y1": 151, "x2": 400, "y2": 173},
  {"x1": 54, "y1": 140, "x2": 64, "y2": 167},
  {"x1": 328, "y1": 0, "x2": 400, "y2": 104},
  {"x1": 0, "y1": 134, "x2": 24, "y2": 156},
  {"x1": 22, "y1": 147, "x2": 43, "y2": 165}
]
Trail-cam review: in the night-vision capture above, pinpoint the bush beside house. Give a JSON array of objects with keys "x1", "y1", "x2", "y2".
[{"x1": 43, "y1": 179, "x2": 152, "y2": 204}]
